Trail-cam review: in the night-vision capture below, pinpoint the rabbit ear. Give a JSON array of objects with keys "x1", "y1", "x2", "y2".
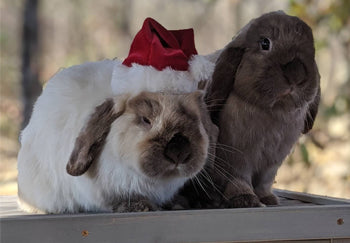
[
  {"x1": 205, "y1": 45, "x2": 245, "y2": 124},
  {"x1": 66, "y1": 97, "x2": 127, "y2": 176},
  {"x1": 302, "y1": 63, "x2": 321, "y2": 134},
  {"x1": 303, "y1": 85, "x2": 320, "y2": 134}
]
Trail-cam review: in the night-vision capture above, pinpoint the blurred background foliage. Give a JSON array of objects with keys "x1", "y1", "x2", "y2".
[{"x1": 0, "y1": 0, "x2": 349, "y2": 198}]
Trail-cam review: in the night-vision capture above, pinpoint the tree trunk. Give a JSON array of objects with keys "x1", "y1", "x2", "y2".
[{"x1": 21, "y1": 0, "x2": 42, "y2": 129}]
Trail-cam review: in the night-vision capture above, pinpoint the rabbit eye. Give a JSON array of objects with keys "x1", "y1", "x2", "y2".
[
  {"x1": 260, "y1": 38, "x2": 271, "y2": 51},
  {"x1": 141, "y1": 116, "x2": 151, "y2": 126}
]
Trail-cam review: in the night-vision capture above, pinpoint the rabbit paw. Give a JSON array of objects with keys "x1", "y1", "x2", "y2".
[
  {"x1": 259, "y1": 194, "x2": 279, "y2": 206},
  {"x1": 162, "y1": 194, "x2": 191, "y2": 210},
  {"x1": 113, "y1": 198, "x2": 159, "y2": 213},
  {"x1": 225, "y1": 193, "x2": 263, "y2": 208}
]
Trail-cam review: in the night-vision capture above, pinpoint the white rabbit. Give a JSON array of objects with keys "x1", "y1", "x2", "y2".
[{"x1": 17, "y1": 59, "x2": 218, "y2": 213}]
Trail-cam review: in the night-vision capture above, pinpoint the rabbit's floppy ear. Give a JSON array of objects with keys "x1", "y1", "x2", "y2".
[
  {"x1": 66, "y1": 96, "x2": 128, "y2": 176},
  {"x1": 204, "y1": 20, "x2": 250, "y2": 124},
  {"x1": 205, "y1": 44, "x2": 245, "y2": 124},
  {"x1": 302, "y1": 62, "x2": 321, "y2": 134},
  {"x1": 303, "y1": 82, "x2": 321, "y2": 134}
]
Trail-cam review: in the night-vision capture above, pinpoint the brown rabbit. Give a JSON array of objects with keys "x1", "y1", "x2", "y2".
[{"x1": 181, "y1": 11, "x2": 321, "y2": 208}]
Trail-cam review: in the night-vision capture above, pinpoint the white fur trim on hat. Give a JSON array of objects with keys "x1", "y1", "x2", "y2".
[
  {"x1": 111, "y1": 55, "x2": 216, "y2": 95},
  {"x1": 188, "y1": 54, "x2": 216, "y2": 82}
]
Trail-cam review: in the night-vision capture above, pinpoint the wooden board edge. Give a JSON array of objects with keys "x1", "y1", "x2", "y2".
[
  {"x1": 1, "y1": 204, "x2": 349, "y2": 243},
  {"x1": 273, "y1": 189, "x2": 350, "y2": 205}
]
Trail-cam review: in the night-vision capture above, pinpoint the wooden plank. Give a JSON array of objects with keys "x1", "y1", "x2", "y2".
[
  {"x1": 333, "y1": 239, "x2": 350, "y2": 243},
  {"x1": 0, "y1": 190, "x2": 321, "y2": 217},
  {"x1": 0, "y1": 196, "x2": 32, "y2": 217},
  {"x1": 1, "y1": 205, "x2": 349, "y2": 243},
  {"x1": 274, "y1": 189, "x2": 350, "y2": 205},
  {"x1": 0, "y1": 196, "x2": 314, "y2": 217},
  {"x1": 259, "y1": 240, "x2": 331, "y2": 243},
  {"x1": 278, "y1": 196, "x2": 314, "y2": 206}
]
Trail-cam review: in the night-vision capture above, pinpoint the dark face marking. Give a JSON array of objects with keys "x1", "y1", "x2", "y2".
[
  {"x1": 128, "y1": 92, "x2": 162, "y2": 129},
  {"x1": 135, "y1": 92, "x2": 214, "y2": 179}
]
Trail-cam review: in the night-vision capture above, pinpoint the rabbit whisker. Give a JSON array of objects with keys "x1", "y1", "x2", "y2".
[
  {"x1": 205, "y1": 103, "x2": 225, "y2": 108},
  {"x1": 205, "y1": 98, "x2": 227, "y2": 103},
  {"x1": 214, "y1": 143, "x2": 243, "y2": 154},
  {"x1": 208, "y1": 151, "x2": 235, "y2": 169},
  {"x1": 194, "y1": 175, "x2": 211, "y2": 199},
  {"x1": 190, "y1": 177, "x2": 200, "y2": 195},
  {"x1": 199, "y1": 169, "x2": 228, "y2": 200},
  {"x1": 212, "y1": 164, "x2": 236, "y2": 187}
]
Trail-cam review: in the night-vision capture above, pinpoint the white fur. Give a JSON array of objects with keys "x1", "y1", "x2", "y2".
[
  {"x1": 17, "y1": 59, "x2": 189, "y2": 213},
  {"x1": 111, "y1": 54, "x2": 216, "y2": 95},
  {"x1": 188, "y1": 54, "x2": 216, "y2": 81}
]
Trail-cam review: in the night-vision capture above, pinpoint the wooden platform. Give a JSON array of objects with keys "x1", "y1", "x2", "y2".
[{"x1": 1, "y1": 189, "x2": 349, "y2": 243}]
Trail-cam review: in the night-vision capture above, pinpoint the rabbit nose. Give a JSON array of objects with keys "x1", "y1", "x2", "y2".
[
  {"x1": 164, "y1": 133, "x2": 191, "y2": 164},
  {"x1": 281, "y1": 58, "x2": 306, "y2": 85}
]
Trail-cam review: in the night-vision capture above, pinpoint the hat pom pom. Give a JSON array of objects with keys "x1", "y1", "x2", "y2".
[{"x1": 189, "y1": 55, "x2": 216, "y2": 82}]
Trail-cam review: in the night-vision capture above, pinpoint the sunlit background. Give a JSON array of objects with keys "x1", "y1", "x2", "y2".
[{"x1": 1, "y1": 0, "x2": 349, "y2": 199}]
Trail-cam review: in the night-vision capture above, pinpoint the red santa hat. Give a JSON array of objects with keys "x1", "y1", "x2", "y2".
[{"x1": 111, "y1": 18, "x2": 215, "y2": 94}]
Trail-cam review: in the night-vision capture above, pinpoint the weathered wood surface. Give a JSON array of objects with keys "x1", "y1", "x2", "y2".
[{"x1": 1, "y1": 189, "x2": 349, "y2": 243}]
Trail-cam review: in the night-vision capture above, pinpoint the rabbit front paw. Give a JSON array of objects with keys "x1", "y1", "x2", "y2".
[
  {"x1": 113, "y1": 197, "x2": 159, "y2": 213},
  {"x1": 259, "y1": 193, "x2": 279, "y2": 206},
  {"x1": 225, "y1": 193, "x2": 263, "y2": 208}
]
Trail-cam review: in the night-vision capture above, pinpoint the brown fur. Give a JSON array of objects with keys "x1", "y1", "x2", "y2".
[
  {"x1": 183, "y1": 11, "x2": 320, "y2": 208},
  {"x1": 112, "y1": 195, "x2": 160, "y2": 213},
  {"x1": 133, "y1": 91, "x2": 218, "y2": 179}
]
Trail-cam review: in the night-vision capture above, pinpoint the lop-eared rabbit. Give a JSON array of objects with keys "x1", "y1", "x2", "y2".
[
  {"x1": 17, "y1": 60, "x2": 218, "y2": 213},
  {"x1": 181, "y1": 11, "x2": 320, "y2": 208}
]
